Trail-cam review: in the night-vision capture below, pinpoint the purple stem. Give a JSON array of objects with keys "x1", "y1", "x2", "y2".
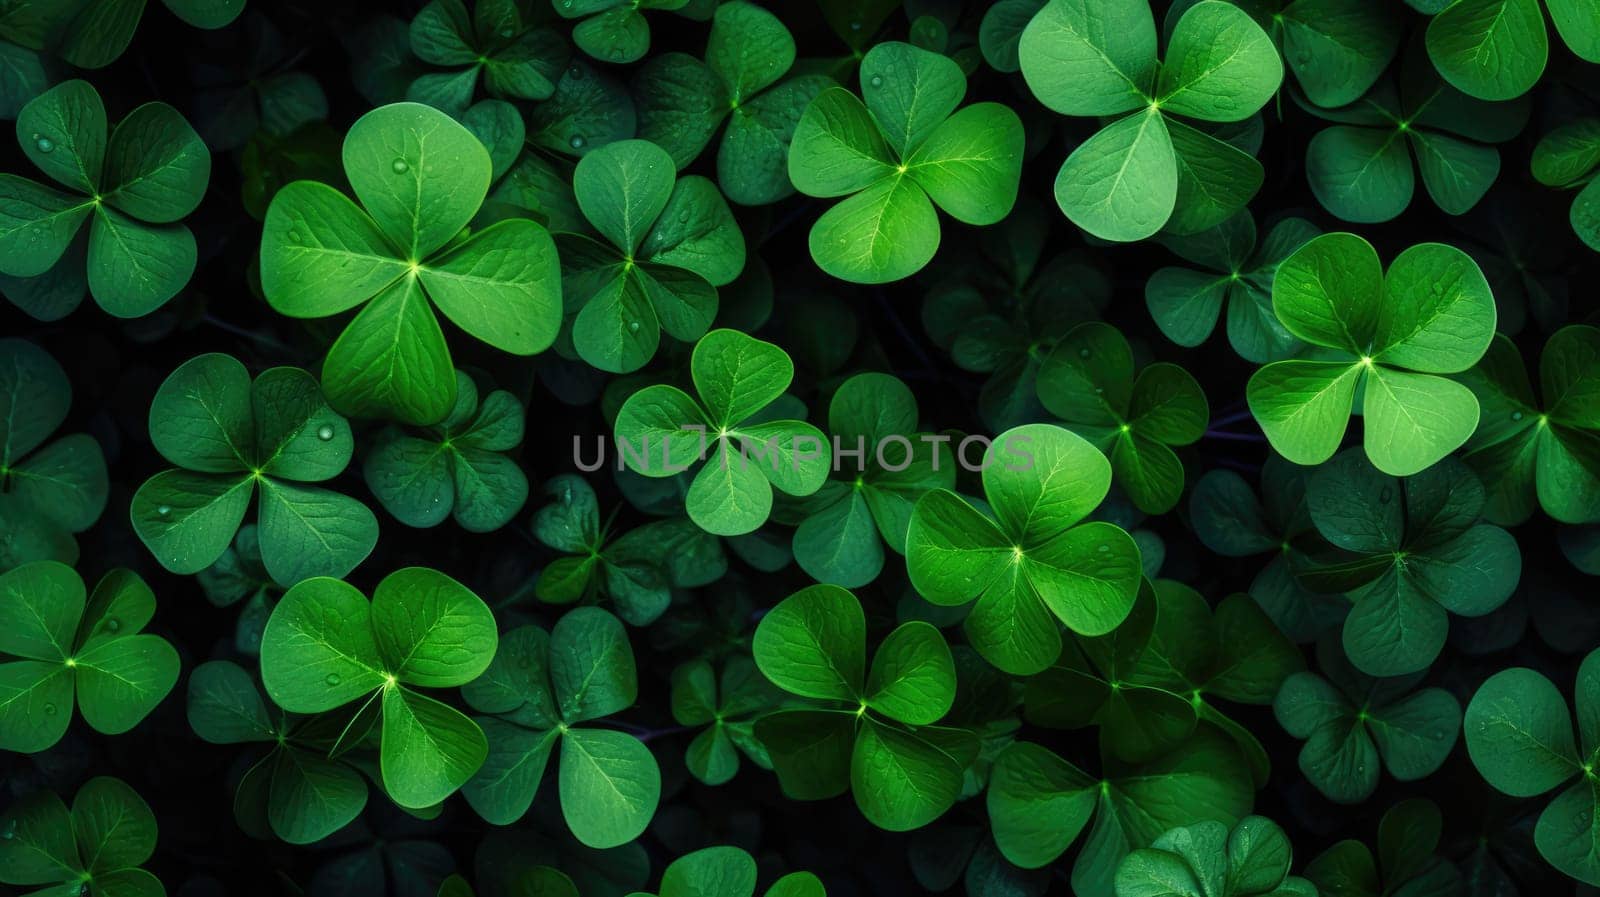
[
  {"x1": 1209, "y1": 409, "x2": 1256, "y2": 428},
  {"x1": 1205, "y1": 429, "x2": 1266, "y2": 442}
]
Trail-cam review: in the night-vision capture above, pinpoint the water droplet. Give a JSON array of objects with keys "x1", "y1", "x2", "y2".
[
  {"x1": 316, "y1": 424, "x2": 335, "y2": 441},
  {"x1": 1378, "y1": 487, "x2": 1392, "y2": 503},
  {"x1": 156, "y1": 505, "x2": 171, "y2": 517},
  {"x1": 869, "y1": 74, "x2": 884, "y2": 88},
  {"x1": 1079, "y1": 348, "x2": 1091, "y2": 359},
  {"x1": 569, "y1": 135, "x2": 586, "y2": 149},
  {"x1": 627, "y1": 320, "x2": 640, "y2": 333},
  {"x1": 609, "y1": 47, "x2": 624, "y2": 60},
  {"x1": 1096, "y1": 544, "x2": 1110, "y2": 553},
  {"x1": 1094, "y1": 387, "x2": 1104, "y2": 395},
  {"x1": 391, "y1": 159, "x2": 409, "y2": 174},
  {"x1": 287, "y1": 230, "x2": 304, "y2": 244},
  {"x1": 1511, "y1": 411, "x2": 1524, "y2": 421},
  {"x1": 849, "y1": 19, "x2": 862, "y2": 30},
  {"x1": 561, "y1": 0, "x2": 573, "y2": 8},
  {"x1": 499, "y1": 27, "x2": 514, "y2": 38},
  {"x1": 103, "y1": 617, "x2": 121, "y2": 633},
  {"x1": 34, "y1": 136, "x2": 53, "y2": 153},
  {"x1": 568, "y1": 64, "x2": 583, "y2": 79},
  {"x1": 1, "y1": 820, "x2": 16, "y2": 839},
  {"x1": 325, "y1": 673, "x2": 341, "y2": 686},
  {"x1": 43, "y1": 703, "x2": 57, "y2": 715}
]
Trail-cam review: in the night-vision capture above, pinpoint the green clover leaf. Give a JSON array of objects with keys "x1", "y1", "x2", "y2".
[
  {"x1": 1114, "y1": 815, "x2": 1315, "y2": 897},
  {"x1": 407, "y1": 0, "x2": 568, "y2": 117},
  {"x1": 0, "y1": 777, "x2": 162, "y2": 897},
  {"x1": 1425, "y1": 0, "x2": 1600, "y2": 102}
]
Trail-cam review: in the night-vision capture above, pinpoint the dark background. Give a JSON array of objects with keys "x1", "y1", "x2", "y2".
[{"x1": 3, "y1": 0, "x2": 1599, "y2": 894}]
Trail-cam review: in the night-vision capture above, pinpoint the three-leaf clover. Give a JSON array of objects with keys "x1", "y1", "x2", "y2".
[
  {"x1": 259, "y1": 102, "x2": 561, "y2": 424},
  {"x1": 1232, "y1": 0, "x2": 1402, "y2": 108},
  {"x1": 555, "y1": 0, "x2": 690, "y2": 65},
  {"x1": 1273, "y1": 639, "x2": 1461, "y2": 804},
  {"x1": 783, "y1": 372, "x2": 955, "y2": 587},
  {"x1": 1247, "y1": 232, "x2": 1497, "y2": 476},
  {"x1": 613, "y1": 329, "x2": 829, "y2": 536},
  {"x1": 752, "y1": 584, "x2": 977, "y2": 832},
  {"x1": 187, "y1": 660, "x2": 367, "y2": 844},
  {"x1": 632, "y1": 846, "x2": 826, "y2": 897},
  {"x1": 0, "y1": 80, "x2": 210, "y2": 319},
  {"x1": 788, "y1": 41, "x2": 1024, "y2": 283},
  {"x1": 0, "y1": 777, "x2": 163, "y2": 897},
  {"x1": 560, "y1": 138, "x2": 746, "y2": 373},
  {"x1": 905, "y1": 423, "x2": 1144, "y2": 675},
  {"x1": 408, "y1": 0, "x2": 567, "y2": 117},
  {"x1": 364, "y1": 369, "x2": 530, "y2": 533},
  {"x1": 1127, "y1": 581, "x2": 1305, "y2": 787},
  {"x1": 1301, "y1": 799, "x2": 1464, "y2": 897},
  {"x1": 633, "y1": 1, "x2": 834, "y2": 206},
  {"x1": 259, "y1": 567, "x2": 498, "y2": 809},
  {"x1": 1037, "y1": 322, "x2": 1209, "y2": 514},
  {"x1": 1114, "y1": 816, "x2": 1316, "y2": 897},
  {"x1": 1425, "y1": 0, "x2": 1600, "y2": 102},
  {"x1": 1146, "y1": 211, "x2": 1319, "y2": 363},
  {"x1": 1017, "y1": 0, "x2": 1283, "y2": 241},
  {"x1": 670, "y1": 656, "x2": 779, "y2": 787},
  {"x1": 1300, "y1": 59, "x2": 1528, "y2": 224},
  {"x1": 0, "y1": 561, "x2": 179, "y2": 752},
  {"x1": 130, "y1": 353, "x2": 379, "y2": 586},
  {"x1": 0, "y1": 338, "x2": 107, "y2": 570},
  {"x1": 1460, "y1": 326, "x2": 1600, "y2": 525},
  {"x1": 1531, "y1": 118, "x2": 1600, "y2": 252},
  {"x1": 1464, "y1": 646, "x2": 1600, "y2": 885},
  {"x1": 1297, "y1": 449, "x2": 1520, "y2": 676},
  {"x1": 460, "y1": 611, "x2": 662, "y2": 849},
  {"x1": 986, "y1": 732, "x2": 1253, "y2": 895}
]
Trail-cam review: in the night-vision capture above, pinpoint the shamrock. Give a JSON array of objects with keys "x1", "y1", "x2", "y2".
[
  {"x1": 559, "y1": 139, "x2": 746, "y2": 373},
  {"x1": 1299, "y1": 54, "x2": 1529, "y2": 224},
  {"x1": 0, "y1": 339, "x2": 107, "y2": 570},
  {"x1": 1146, "y1": 211, "x2": 1319, "y2": 363},
  {"x1": 0, "y1": 80, "x2": 210, "y2": 320},
  {"x1": 633, "y1": 1, "x2": 834, "y2": 205},
  {"x1": 1233, "y1": 0, "x2": 1402, "y2": 108},
  {"x1": 407, "y1": 0, "x2": 567, "y2": 117},
  {"x1": 613, "y1": 329, "x2": 829, "y2": 536},
  {"x1": 1297, "y1": 449, "x2": 1520, "y2": 676},
  {"x1": 187, "y1": 660, "x2": 367, "y2": 844},
  {"x1": 363, "y1": 369, "x2": 530, "y2": 534},
  {"x1": 905, "y1": 423, "x2": 1143, "y2": 675},
  {"x1": 259, "y1": 568, "x2": 498, "y2": 809},
  {"x1": 1017, "y1": 0, "x2": 1282, "y2": 241},
  {"x1": 1426, "y1": 0, "x2": 1600, "y2": 102},
  {"x1": 986, "y1": 732, "x2": 1253, "y2": 896},
  {"x1": 1126, "y1": 581, "x2": 1305, "y2": 787},
  {"x1": 130, "y1": 353, "x2": 379, "y2": 586},
  {"x1": 0, "y1": 561, "x2": 179, "y2": 753},
  {"x1": 634, "y1": 846, "x2": 826, "y2": 897},
  {"x1": 1465, "y1": 646, "x2": 1600, "y2": 886},
  {"x1": 259, "y1": 102, "x2": 562, "y2": 424},
  {"x1": 788, "y1": 41, "x2": 1024, "y2": 283},
  {"x1": 1460, "y1": 327, "x2": 1600, "y2": 526},
  {"x1": 555, "y1": 0, "x2": 694, "y2": 65},
  {"x1": 532, "y1": 474, "x2": 726, "y2": 625},
  {"x1": 191, "y1": 16, "x2": 330, "y2": 152},
  {"x1": 460, "y1": 612, "x2": 661, "y2": 849},
  {"x1": 1187, "y1": 457, "x2": 1349, "y2": 643},
  {"x1": 1022, "y1": 580, "x2": 1200, "y2": 765},
  {"x1": 1302, "y1": 799, "x2": 1464, "y2": 897},
  {"x1": 670, "y1": 656, "x2": 779, "y2": 786},
  {"x1": 0, "y1": 777, "x2": 162, "y2": 897},
  {"x1": 1114, "y1": 816, "x2": 1316, "y2": 897},
  {"x1": 1273, "y1": 639, "x2": 1461, "y2": 804},
  {"x1": 782, "y1": 372, "x2": 955, "y2": 588},
  {"x1": 1531, "y1": 117, "x2": 1600, "y2": 252},
  {"x1": 25, "y1": 0, "x2": 243, "y2": 70},
  {"x1": 753, "y1": 584, "x2": 977, "y2": 832},
  {"x1": 1036, "y1": 322, "x2": 1209, "y2": 514},
  {"x1": 1246, "y1": 232, "x2": 1497, "y2": 476}
]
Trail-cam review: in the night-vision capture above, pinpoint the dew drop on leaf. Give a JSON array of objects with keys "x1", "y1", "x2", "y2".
[
  {"x1": 499, "y1": 28, "x2": 514, "y2": 38},
  {"x1": 568, "y1": 65, "x2": 582, "y2": 78},
  {"x1": 103, "y1": 617, "x2": 121, "y2": 633},
  {"x1": 1511, "y1": 411, "x2": 1524, "y2": 421},
  {"x1": 316, "y1": 424, "x2": 335, "y2": 441},
  {"x1": 849, "y1": 19, "x2": 862, "y2": 30},
  {"x1": 1079, "y1": 348, "x2": 1091, "y2": 359},
  {"x1": 869, "y1": 74, "x2": 883, "y2": 88},
  {"x1": 391, "y1": 159, "x2": 409, "y2": 174},
  {"x1": 628, "y1": 321, "x2": 640, "y2": 333},
  {"x1": 157, "y1": 505, "x2": 171, "y2": 516},
  {"x1": 570, "y1": 135, "x2": 586, "y2": 149},
  {"x1": 325, "y1": 673, "x2": 341, "y2": 686},
  {"x1": 1096, "y1": 544, "x2": 1109, "y2": 553},
  {"x1": 42, "y1": 703, "x2": 57, "y2": 715},
  {"x1": 34, "y1": 136, "x2": 53, "y2": 153},
  {"x1": 1, "y1": 820, "x2": 16, "y2": 839}
]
